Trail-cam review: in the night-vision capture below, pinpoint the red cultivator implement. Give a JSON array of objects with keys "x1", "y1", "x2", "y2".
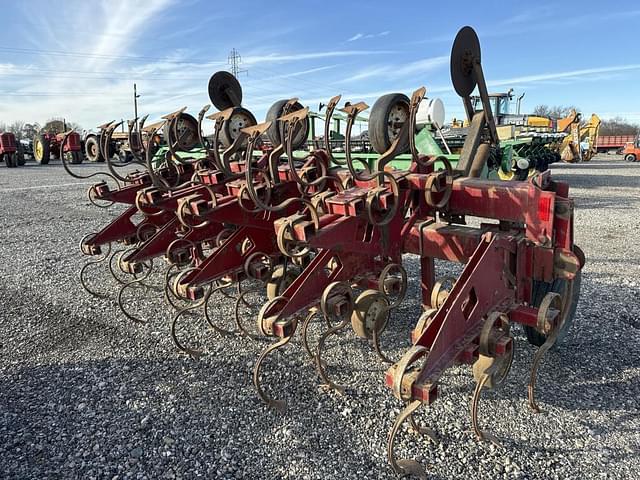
[{"x1": 67, "y1": 27, "x2": 583, "y2": 477}]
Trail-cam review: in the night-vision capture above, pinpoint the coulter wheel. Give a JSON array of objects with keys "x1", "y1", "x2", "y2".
[
  {"x1": 208, "y1": 71, "x2": 243, "y2": 110},
  {"x1": 351, "y1": 289, "x2": 390, "y2": 339},
  {"x1": 450, "y1": 26, "x2": 481, "y2": 97}
]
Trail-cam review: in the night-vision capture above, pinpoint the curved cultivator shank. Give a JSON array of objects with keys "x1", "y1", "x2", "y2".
[{"x1": 68, "y1": 25, "x2": 584, "y2": 478}]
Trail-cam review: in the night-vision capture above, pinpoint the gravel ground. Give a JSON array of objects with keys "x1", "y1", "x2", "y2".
[{"x1": 0, "y1": 157, "x2": 638, "y2": 479}]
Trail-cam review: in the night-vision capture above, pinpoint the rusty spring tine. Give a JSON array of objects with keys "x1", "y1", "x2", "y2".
[
  {"x1": 204, "y1": 282, "x2": 240, "y2": 335},
  {"x1": 470, "y1": 362, "x2": 503, "y2": 447},
  {"x1": 234, "y1": 288, "x2": 264, "y2": 340},
  {"x1": 104, "y1": 123, "x2": 138, "y2": 184},
  {"x1": 117, "y1": 259, "x2": 155, "y2": 325},
  {"x1": 283, "y1": 110, "x2": 332, "y2": 194},
  {"x1": 342, "y1": 102, "x2": 372, "y2": 182},
  {"x1": 387, "y1": 400, "x2": 429, "y2": 480},
  {"x1": 79, "y1": 238, "x2": 112, "y2": 299},
  {"x1": 164, "y1": 265, "x2": 191, "y2": 311},
  {"x1": 322, "y1": 95, "x2": 343, "y2": 165},
  {"x1": 144, "y1": 126, "x2": 172, "y2": 192},
  {"x1": 59, "y1": 130, "x2": 120, "y2": 186},
  {"x1": 87, "y1": 183, "x2": 115, "y2": 208},
  {"x1": 364, "y1": 172, "x2": 400, "y2": 227},
  {"x1": 211, "y1": 117, "x2": 228, "y2": 175},
  {"x1": 528, "y1": 319, "x2": 564, "y2": 413},
  {"x1": 252, "y1": 320, "x2": 297, "y2": 412},
  {"x1": 197, "y1": 105, "x2": 212, "y2": 156},
  {"x1": 127, "y1": 118, "x2": 143, "y2": 164},
  {"x1": 315, "y1": 315, "x2": 350, "y2": 395},
  {"x1": 301, "y1": 307, "x2": 320, "y2": 360},
  {"x1": 108, "y1": 249, "x2": 132, "y2": 286},
  {"x1": 170, "y1": 296, "x2": 208, "y2": 360},
  {"x1": 408, "y1": 87, "x2": 427, "y2": 163}
]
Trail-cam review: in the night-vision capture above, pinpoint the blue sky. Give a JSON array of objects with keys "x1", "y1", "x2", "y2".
[{"x1": 1, "y1": 0, "x2": 639, "y2": 129}]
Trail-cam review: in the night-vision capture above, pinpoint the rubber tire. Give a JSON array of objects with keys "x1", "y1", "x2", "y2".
[
  {"x1": 219, "y1": 107, "x2": 257, "y2": 148},
  {"x1": 624, "y1": 154, "x2": 636, "y2": 162},
  {"x1": 368, "y1": 93, "x2": 411, "y2": 155},
  {"x1": 163, "y1": 113, "x2": 199, "y2": 152},
  {"x1": 16, "y1": 143, "x2": 26, "y2": 166},
  {"x1": 523, "y1": 270, "x2": 582, "y2": 348},
  {"x1": 3, "y1": 153, "x2": 17, "y2": 168},
  {"x1": 265, "y1": 99, "x2": 309, "y2": 150},
  {"x1": 33, "y1": 134, "x2": 50, "y2": 164},
  {"x1": 85, "y1": 135, "x2": 103, "y2": 162},
  {"x1": 68, "y1": 150, "x2": 83, "y2": 164}
]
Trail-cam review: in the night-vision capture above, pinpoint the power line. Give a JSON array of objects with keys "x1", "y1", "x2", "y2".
[
  {"x1": 228, "y1": 48, "x2": 247, "y2": 78},
  {"x1": 0, "y1": 46, "x2": 225, "y2": 65}
]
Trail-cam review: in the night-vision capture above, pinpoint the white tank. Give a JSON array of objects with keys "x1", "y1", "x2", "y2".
[{"x1": 415, "y1": 98, "x2": 445, "y2": 129}]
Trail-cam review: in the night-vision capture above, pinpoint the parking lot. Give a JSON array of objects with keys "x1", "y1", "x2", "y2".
[{"x1": 0, "y1": 158, "x2": 638, "y2": 479}]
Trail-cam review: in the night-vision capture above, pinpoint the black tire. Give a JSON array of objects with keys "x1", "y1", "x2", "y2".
[
  {"x1": 3, "y1": 153, "x2": 17, "y2": 168},
  {"x1": 85, "y1": 135, "x2": 103, "y2": 162},
  {"x1": 16, "y1": 143, "x2": 26, "y2": 166},
  {"x1": 524, "y1": 270, "x2": 582, "y2": 347},
  {"x1": 624, "y1": 153, "x2": 636, "y2": 162},
  {"x1": 163, "y1": 113, "x2": 199, "y2": 152},
  {"x1": 33, "y1": 134, "x2": 50, "y2": 164},
  {"x1": 369, "y1": 93, "x2": 411, "y2": 155},
  {"x1": 265, "y1": 99, "x2": 309, "y2": 150},
  {"x1": 67, "y1": 150, "x2": 83, "y2": 164},
  {"x1": 219, "y1": 107, "x2": 257, "y2": 148}
]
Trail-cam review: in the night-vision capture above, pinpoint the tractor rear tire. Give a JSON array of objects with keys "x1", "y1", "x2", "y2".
[
  {"x1": 524, "y1": 269, "x2": 582, "y2": 348},
  {"x1": 16, "y1": 143, "x2": 26, "y2": 166},
  {"x1": 33, "y1": 134, "x2": 50, "y2": 164},
  {"x1": 624, "y1": 153, "x2": 636, "y2": 162},
  {"x1": 85, "y1": 135, "x2": 104, "y2": 162},
  {"x1": 369, "y1": 93, "x2": 411, "y2": 155}
]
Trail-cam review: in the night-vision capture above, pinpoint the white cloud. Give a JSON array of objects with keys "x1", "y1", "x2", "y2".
[{"x1": 347, "y1": 31, "x2": 392, "y2": 42}]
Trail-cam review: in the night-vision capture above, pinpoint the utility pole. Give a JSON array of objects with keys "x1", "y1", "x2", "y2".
[
  {"x1": 228, "y1": 48, "x2": 247, "y2": 78},
  {"x1": 133, "y1": 83, "x2": 140, "y2": 122}
]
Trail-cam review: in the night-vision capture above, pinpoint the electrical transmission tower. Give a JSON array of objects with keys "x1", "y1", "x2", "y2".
[{"x1": 228, "y1": 48, "x2": 247, "y2": 78}]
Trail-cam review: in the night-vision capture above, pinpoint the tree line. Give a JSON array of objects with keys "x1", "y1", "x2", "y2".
[
  {"x1": 532, "y1": 104, "x2": 638, "y2": 136},
  {"x1": 0, "y1": 119, "x2": 84, "y2": 141}
]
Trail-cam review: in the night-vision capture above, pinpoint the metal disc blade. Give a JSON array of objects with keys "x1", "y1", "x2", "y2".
[
  {"x1": 450, "y1": 26, "x2": 481, "y2": 97},
  {"x1": 208, "y1": 71, "x2": 243, "y2": 110}
]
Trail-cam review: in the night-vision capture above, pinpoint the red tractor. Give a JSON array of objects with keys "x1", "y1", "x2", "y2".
[
  {"x1": 33, "y1": 119, "x2": 83, "y2": 165},
  {"x1": 0, "y1": 131, "x2": 19, "y2": 168}
]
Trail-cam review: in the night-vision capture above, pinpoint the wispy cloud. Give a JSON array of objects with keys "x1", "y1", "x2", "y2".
[
  {"x1": 347, "y1": 31, "x2": 390, "y2": 42},
  {"x1": 242, "y1": 49, "x2": 396, "y2": 65},
  {"x1": 339, "y1": 56, "x2": 448, "y2": 83}
]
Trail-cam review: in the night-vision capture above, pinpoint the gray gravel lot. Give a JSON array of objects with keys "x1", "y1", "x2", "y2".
[{"x1": 0, "y1": 157, "x2": 639, "y2": 479}]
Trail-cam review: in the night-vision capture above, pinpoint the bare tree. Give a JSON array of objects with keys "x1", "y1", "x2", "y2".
[
  {"x1": 22, "y1": 123, "x2": 40, "y2": 140},
  {"x1": 599, "y1": 117, "x2": 639, "y2": 136},
  {"x1": 532, "y1": 104, "x2": 580, "y2": 119},
  {"x1": 8, "y1": 120, "x2": 26, "y2": 140}
]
